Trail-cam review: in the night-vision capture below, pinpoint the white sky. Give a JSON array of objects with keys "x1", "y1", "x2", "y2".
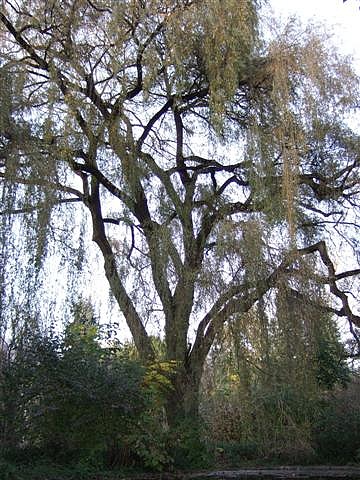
[{"x1": 269, "y1": 0, "x2": 359, "y2": 66}]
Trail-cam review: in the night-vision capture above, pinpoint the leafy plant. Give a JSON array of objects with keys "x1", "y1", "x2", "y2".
[
  {"x1": 0, "y1": 325, "x2": 173, "y2": 470},
  {"x1": 312, "y1": 380, "x2": 360, "y2": 462}
]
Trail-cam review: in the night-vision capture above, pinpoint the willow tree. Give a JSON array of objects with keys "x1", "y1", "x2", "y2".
[{"x1": 0, "y1": 0, "x2": 359, "y2": 421}]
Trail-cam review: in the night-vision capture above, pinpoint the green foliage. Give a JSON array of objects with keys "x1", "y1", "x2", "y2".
[
  {"x1": 315, "y1": 337, "x2": 350, "y2": 389},
  {"x1": 125, "y1": 414, "x2": 171, "y2": 471},
  {"x1": 202, "y1": 295, "x2": 353, "y2": 464},
  {"x1": 312, "y1": 380, "x2": 360, "y2": 463},
  {"x1": 166, "y1": 417, "x2": 213, "y2": 470},
  {"x1": 0, "y1": 323, "x2": 174, "y2": 471}
]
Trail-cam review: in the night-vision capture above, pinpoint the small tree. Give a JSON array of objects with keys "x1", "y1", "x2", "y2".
[{"x1": 0, "y1": 0, "x2": 359, "y2": 422}]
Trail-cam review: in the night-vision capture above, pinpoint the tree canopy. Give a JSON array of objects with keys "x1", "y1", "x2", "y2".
[{"x1": 0, "y1": 0, "x2": 359, "y2": 419}]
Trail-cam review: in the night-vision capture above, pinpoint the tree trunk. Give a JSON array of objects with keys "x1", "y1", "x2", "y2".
[{"x1": 165, "y1": 361, "x2": 203, "y2": 427}]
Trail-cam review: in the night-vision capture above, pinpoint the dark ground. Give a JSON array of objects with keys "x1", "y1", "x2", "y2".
[
  {"x1": 188, "y1": 466, "x2": 360, "y2": 478},
  {"x1": 124, "y1": 467, "x2": 360, "y2": 480}
]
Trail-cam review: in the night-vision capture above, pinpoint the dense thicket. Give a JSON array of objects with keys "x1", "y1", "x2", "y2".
[
  {"x1": 1, "y1": 309, "x2": 359, "y2": 474},
  {"x1": 0, "y1": 306, "x2": 175, "y2": 472},
  {"x1": 201, "y1": 305, "x2": 358, "y2": 463}
]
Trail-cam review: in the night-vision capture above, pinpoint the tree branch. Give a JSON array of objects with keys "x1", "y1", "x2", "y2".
[
  {"x1": 0, "y1": 173, "x2": 83, "y2": 198},
  {"x1": 190, "y1": 239, "x2": 360, "y2": 369},
  {"x1": 0, "y1": 197, "x2": 82, "y2": 216}
]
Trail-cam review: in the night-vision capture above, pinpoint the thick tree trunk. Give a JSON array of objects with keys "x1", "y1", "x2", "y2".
[{"x1": 165, "y1": 361, "x2": 203, "y2": 427}]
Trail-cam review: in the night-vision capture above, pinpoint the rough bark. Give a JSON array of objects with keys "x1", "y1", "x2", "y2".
[{"x1": 165, "y1": 360, "x2": 203, "y2": 425}]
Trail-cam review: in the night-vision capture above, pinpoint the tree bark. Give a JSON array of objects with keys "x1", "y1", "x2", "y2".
[{"x1": 165, "y1": 355, "x2": 204, "y2": 426}]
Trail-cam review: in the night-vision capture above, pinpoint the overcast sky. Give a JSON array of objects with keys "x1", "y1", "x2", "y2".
[{"x1": 269, "y1": 0, "x2": 359, "y2": 66}]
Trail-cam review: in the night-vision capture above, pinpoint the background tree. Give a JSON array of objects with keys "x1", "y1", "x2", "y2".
[{"x1": 0, "y1": 0, "x2": 359, "y2": 422}]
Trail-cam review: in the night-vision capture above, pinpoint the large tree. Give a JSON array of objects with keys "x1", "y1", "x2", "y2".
[{"x1": 0, "y1": 0, "x2": 359, "y2": 421}]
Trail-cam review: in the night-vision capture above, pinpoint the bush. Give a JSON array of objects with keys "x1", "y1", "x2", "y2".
[
  {"x1": 0, "y1": 326, "x2": 171, "y2": 471},
  {"x1": 312, "y1": 380, "x2": 360, "y2": 463},
  {"x1": 167, "y1": 417, "x2": 213, "y2": 470},
  {"x1": 214, "y1": 441, "x2": 259, "y2": 466}
]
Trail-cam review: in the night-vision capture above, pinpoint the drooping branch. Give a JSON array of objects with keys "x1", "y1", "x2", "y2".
[
  {"x1": 309, "y1": 241, "x2": 360, "y2": 328},
  {"x1": 0, "y1": 173, "x2": 83, "y2": 199},
  {"x1": 190, "y1": 240, "x2": 360, "y2": 369},
  {"x1": 0, "y1": 197, "x2": 82, "y2": 216}
]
